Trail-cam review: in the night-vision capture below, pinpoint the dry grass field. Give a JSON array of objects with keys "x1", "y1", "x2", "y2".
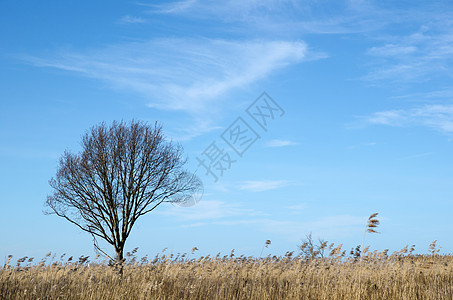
[{"x1": 2, "y1": 244, "x2": 453, "y2": 300}]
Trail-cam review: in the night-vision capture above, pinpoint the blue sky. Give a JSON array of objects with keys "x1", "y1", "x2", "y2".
[{"x1": 1, "y1": 0, "x2": 453, "y2": 261}]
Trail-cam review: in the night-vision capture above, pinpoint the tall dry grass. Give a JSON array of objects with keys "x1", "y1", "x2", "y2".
[{"x1": 1, "y1": 244, "x2": 453, "y2": 300}]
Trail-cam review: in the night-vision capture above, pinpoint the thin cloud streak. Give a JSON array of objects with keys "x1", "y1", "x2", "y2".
[
  {"x1": 239, "y1": 180, "x2": 290, "y2": 192},
  {"x1": 183, "y1": 214, "x2": 366, "y2": 241},
  {"x1": 118, "y1": 15, "x2": 147, "y2": 24},
  {"x1": 158, "y1": 200, "x2": 262, "y2": 221},
  {"x1": 364, "y1": 23, "x2": 453, "y2": 83},
  {"x1": 265, "y1": 139, "x2": 298, "y2": 148},
  {"x1": 24, "y1": 38, "x2": 309, "y2": 114},
  {"x1": 361, "y1": 104, "x2": 453, "y2": 134},
  {"x1": 400, "y1": 152, "x2": 434, "y2": 160},
  {"x1": 148, "y1": 0, "x2": 404, "y2": 35},
  {"x1": 147, "y1": 1, "x2": 453, "y2": 86}
]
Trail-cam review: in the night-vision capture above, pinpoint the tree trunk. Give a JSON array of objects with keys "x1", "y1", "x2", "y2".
[
  {"x1": 116, "y1": 248, "x2": 124, "y2": 263},
  {"x1": 114, "y1": 247, "x2": 124, "y2": 276}
]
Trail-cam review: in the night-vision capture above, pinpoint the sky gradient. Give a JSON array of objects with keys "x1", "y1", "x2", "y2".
[{"x1": 1, "y1": 0, "x2": 453, "y2": 261}]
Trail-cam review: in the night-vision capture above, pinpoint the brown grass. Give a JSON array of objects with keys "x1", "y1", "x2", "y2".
[{"x1": 1, "y1": 246, "x2": 453, "y2": 300}]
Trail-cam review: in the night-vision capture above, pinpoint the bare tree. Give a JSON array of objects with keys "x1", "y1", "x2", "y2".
[
  {"x1": 298, "y1": 233, "x2": 328, "y2": 260},
  {"x1": 46, "y1": 120, "x2": 202, "y2": 266}
]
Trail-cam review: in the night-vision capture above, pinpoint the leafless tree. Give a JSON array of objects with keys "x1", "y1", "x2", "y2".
[
  {"x1": 298, "y1": 233, "x2": 328, "y2": 260},
  {"x1": 46, "y1": 120, "x2": 202, "y2": 266}
]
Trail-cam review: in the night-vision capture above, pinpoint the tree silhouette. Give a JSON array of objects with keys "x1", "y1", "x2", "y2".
[{"x1": 46, "y1": 120, "x2": 202, "y2": 266}]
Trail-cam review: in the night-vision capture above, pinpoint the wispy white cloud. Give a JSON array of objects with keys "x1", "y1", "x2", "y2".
[
  {"x1": 364, "y1": 23, "x2": 453, "y2": 83},
  {"x1": 239, "y1": 180, "x2": 289, "y2": 192},
  {"x1": 128, "y1": 1, "x2": 453, "y2": 89},
  {"x1": 285, "y1": 203, "x2": 306, "y2": 214},
  {"x1": 150, "y1": 0, "x2": 198, "y2": 14},
  {"x1": 368, "y1": 44, "x2": 417, "y2": 57},
  {"x1": 158, "y1": 200, "x2": 261, "y2": 221},
  {"x1": 365, "y1": 110, "x2": 408, "y2": 126},
  {"x1": 265, "y1": 139, "x2": 298, "y2": 148},
  {"x1": 391, "y1": 88, "x2": 453, "y2": 101},
  {"x1": 118, "y1": 15, "x2": 147, "y2": 24},
  {"x1": 25, "y1": 38, "x2": 309, "y2": 115},
  {"x1": 145, "y1": 1, "x2": 453, "y2": 87},
  {"x1": 286, "y1": 203, "x2": 306, "y2": 210},
  {"x1": 346, "y1": 142, "x2": 377, "y2": 150},
  {"x1": 186, "y1": 214, "x2": 366, "y2": 241},
  {"x1": 361, "y1": 104, "x2": 453, "y2": 134},
  {"x1": 160, "y1": 196, "x2": 366, "y2": 240},
  {"x1": 148, "y1": 0, "x2": 400, "y2": 35}
]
